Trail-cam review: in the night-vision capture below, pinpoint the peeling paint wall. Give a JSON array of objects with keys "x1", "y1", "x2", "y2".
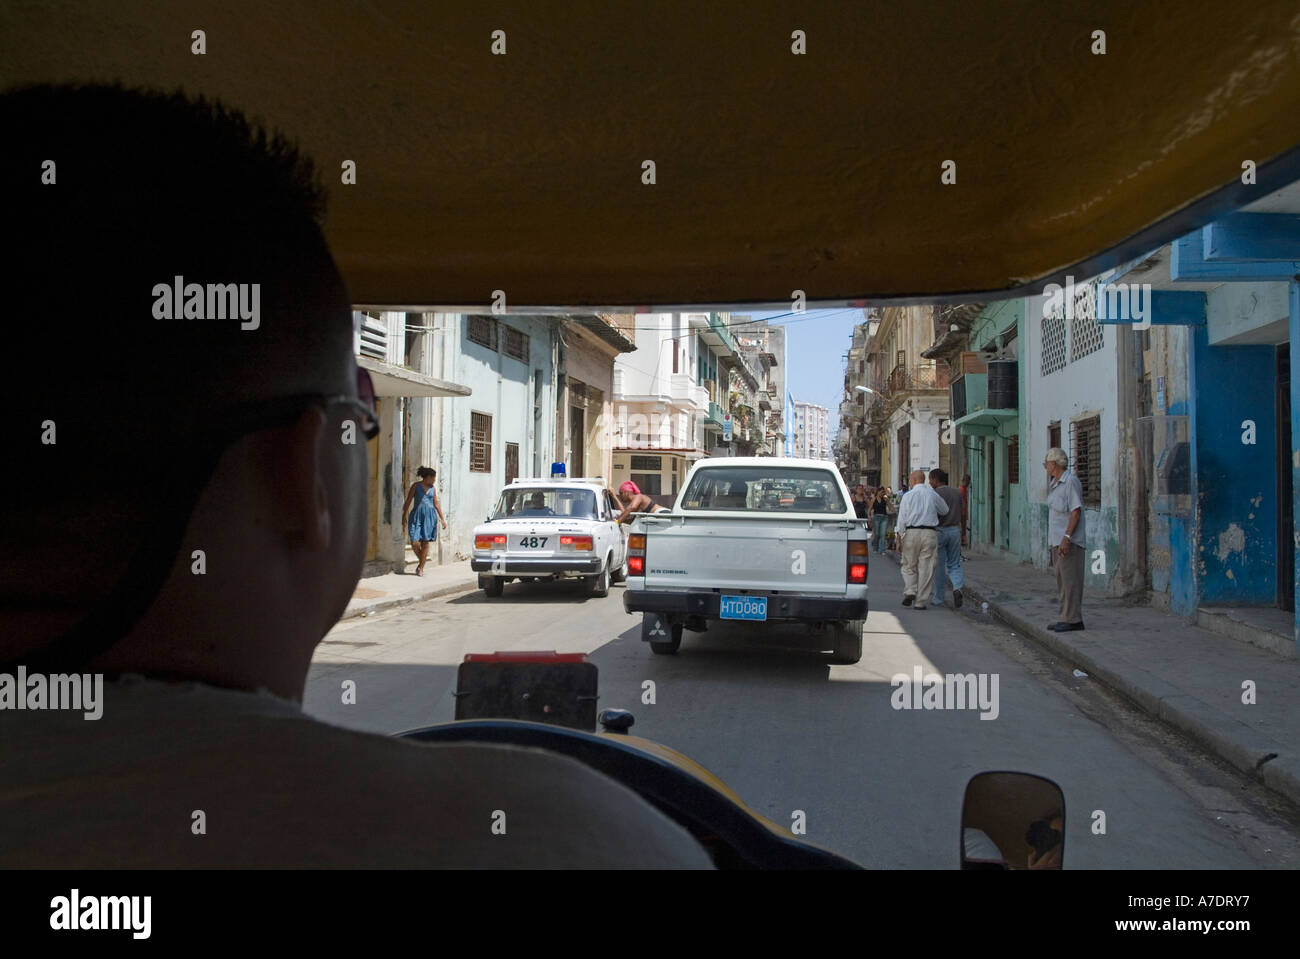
[
  {"x1": 1191, "y1": 322, "x2": 1278, "y2": 605},
  {"x1": 1144, "y1": 322, "x2": 1198, "y2": 615}
]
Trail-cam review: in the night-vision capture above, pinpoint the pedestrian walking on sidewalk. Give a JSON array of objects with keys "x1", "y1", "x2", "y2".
[
  {"x1": 885, "y1": 486, "x2": 900, "y2": 551},
  {"x1": 852, "y1": 485, "x2": 870, "y2": 519},
  {"x1": 402, "y1": 467, "x2": 447, "y2": 577},
  {"x1": 871, "y1": 487, "x2": 890, "y2": 553},
  {"x1": 896, "y1": 469, "x2": 949, "y2": 610},
  {"x1": 960, "y1": 474, "x2": 971, "y2": 546},
  {"x1": 1044, "y1": 448, "x2": 1086, "y2": 631},
  {"x1": 929, "y1": 468, "x2": 965, "y2": 608}
]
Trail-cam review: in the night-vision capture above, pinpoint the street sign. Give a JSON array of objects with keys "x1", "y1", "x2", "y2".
[{"x1": 723, "y1": 413, "x2": 733, "y2": 441}]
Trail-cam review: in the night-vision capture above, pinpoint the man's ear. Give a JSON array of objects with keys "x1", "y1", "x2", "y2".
[{"x1": 272, "y1": 407, "x2": 332, "y2": 551}]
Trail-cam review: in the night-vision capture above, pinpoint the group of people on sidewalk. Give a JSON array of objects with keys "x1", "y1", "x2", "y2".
[
  {"x1": 877, "y1": 448, "x2": 1087, "y2": 631},
  {"x1": 894, "y1": 469, "x2": 967, "y2": 610}
]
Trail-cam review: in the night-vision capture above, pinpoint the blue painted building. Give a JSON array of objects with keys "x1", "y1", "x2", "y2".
[{"x1": 1100, "y1": 193, "x2": 1300, "y2": 651}]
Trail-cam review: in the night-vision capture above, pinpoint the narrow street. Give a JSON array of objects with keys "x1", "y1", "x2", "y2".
[{"x1": 305, "y1": 560, "x2": 1300, "y2": 870}]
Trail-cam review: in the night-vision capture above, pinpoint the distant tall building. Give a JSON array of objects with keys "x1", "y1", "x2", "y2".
[{"x1": 792, "y1": 400, "x2": 832, "y2": 460}]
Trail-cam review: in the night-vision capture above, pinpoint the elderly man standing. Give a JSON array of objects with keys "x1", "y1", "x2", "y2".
[
  {"x1": 896, "y1": 469, "x2": 949, "y2": 610},
  {"x1": 1044, "y1": 447, "x2": 1086, "y2": 631}
]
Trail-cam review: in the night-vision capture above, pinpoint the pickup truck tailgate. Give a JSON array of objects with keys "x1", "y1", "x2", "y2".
[{"x1": 642, "y1": 517, "x2": 853, "y2": 594}]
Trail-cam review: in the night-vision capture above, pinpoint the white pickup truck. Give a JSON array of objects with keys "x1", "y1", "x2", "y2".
[{"x1": 622, "y1": 457, "x2": 869, "y2": 663}]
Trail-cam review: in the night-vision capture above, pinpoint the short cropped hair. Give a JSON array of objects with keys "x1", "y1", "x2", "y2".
[{"x1": 2, "y1": 83, "x2": 344, "y2": 667}]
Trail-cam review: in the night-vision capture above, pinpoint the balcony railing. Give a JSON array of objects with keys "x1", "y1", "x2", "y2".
[
  {"x1": 709, "y1": 312, "x2": 737, "y2": 353},
  {"x1": 887, "y1": 363, "x2": 950, "y2": 392}
]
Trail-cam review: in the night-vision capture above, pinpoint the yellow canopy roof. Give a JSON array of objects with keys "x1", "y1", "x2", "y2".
[{"x1": 4, "y1": 0, "x2": 1299, "y2": 308}]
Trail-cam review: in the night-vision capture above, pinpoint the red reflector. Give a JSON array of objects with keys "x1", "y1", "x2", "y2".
[
  {"x1": 849, "y1": 564, "x2": 867, "y2": 583},
  {"x1": 629, "y1": 556, "x2": 645, "y2": 575}
]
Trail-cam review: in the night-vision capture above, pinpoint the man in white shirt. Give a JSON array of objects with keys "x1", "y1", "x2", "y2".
[
  {"x1": 895, "y1": 469, "x2": 949, "y2": 610},
  {"x1": 1044, "y1": 447, "x2": 1087, "y2": 631}
]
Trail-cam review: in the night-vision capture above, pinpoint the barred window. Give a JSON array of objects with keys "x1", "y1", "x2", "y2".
[
  {"x1": 467, "y1": 315, "x2": 497, "y2": 350},
  {"x1": 1008, "y1": 435, "x2": 1020, "y2": 484},
  {"x1": 504, "y1": 326, "x2": 529, "y2": 363},
  {"x1": 505, "y1": 442, "x2": 519, "y2": 484},
  {"x1": 1070, "y1": 281, "x2": 1105, "y2": 361},
  {"x1": 470, "y1": 411, "x2": 493, "y2": 472},
  {"x1": 1070, "y1": 416, "x2": 1101, "y2": 507},
  {"x1": 630, "y1": 455, "x2": 662, "y2": 470},
  {"x1": 1041, "y1": 308, "x2": 1067, "y2": 376}
]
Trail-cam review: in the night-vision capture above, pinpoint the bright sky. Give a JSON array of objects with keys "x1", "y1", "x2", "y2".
[{"x1": 741, "y1": 308, "x2": 864, "y2": 436}]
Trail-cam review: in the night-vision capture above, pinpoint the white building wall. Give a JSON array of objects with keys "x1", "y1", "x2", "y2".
[
  {"x1": 1023, "y1": 287, "x2": 1120, "y2": 572},
  {"x1": 422, "y1": 314, "x2": 556, "y2": 564}
]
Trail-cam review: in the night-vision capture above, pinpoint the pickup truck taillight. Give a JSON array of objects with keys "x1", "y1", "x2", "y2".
[
  {"x1": 475, "y1": 534, "x2": 507, "y2": 549},
  {"x1": 848, "y1": 541, "x2": 868, "y2": 584},
  {"x1": 628, "y1": 533, "x2": 646, "y2": 575},
  {"x1": 560, "y1": 535, "x2": 594, "y2": 550}
]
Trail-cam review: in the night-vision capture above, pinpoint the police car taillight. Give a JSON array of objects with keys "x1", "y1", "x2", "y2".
[
  {"x1": 560, "y1": 535, "x2": 593, "y2": 550},
  {"x1": 475, "y1": 534, "x2": 507, "y2": 549}
]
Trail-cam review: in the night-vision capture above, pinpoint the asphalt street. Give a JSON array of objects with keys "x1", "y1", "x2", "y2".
[{"x1": 305, "y1": 560, "x2": 1300, "y2": 869}]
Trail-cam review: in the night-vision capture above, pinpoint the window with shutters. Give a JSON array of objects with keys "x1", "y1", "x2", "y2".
[
  {"x1": 1041, "y1": 310, "x2": 1066, "y2": 376},
  {"x1": 1070, "y1": 416, "x2": 1101, "y2": 507},
  {"x1": 1069, "y1": 282, "x2": 1105, "y2": 361},
  {"x1": 1008, "y1": 435, "x2": 1020, "y2": 484},
  {"x1": 630, "y1": 455, "x2": 662, "y2": 470},
  {"x1": 467, "y1": 315, "x2": 497, "y2": 350},
  {"x1": 504, "y1": 326, "x2": 529, "y2": 363},
  {"x1": 470, "y1": 412, "x2": 492, "y2": 472}
]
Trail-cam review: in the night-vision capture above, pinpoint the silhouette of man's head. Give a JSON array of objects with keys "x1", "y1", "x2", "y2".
[{"x1": 1, "y1": 84, "x2": 369, "y2": 697}]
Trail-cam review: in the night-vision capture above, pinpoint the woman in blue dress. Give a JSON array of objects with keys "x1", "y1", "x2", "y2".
[{"x1": 401, "y1": 467, "x2": 446, "y2": 576}]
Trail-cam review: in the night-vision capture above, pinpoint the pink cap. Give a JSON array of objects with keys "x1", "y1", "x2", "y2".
[{"x1": 618, "y1": 480, "x2": 641, "y2": 496}]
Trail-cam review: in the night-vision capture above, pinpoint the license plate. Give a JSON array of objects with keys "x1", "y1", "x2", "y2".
[
  {"x1": 515, "y1": 535, "x2": 549, "y2": 549},
  {"x1": 720, "y1": 595, "x2": 767, "y2": 621}
]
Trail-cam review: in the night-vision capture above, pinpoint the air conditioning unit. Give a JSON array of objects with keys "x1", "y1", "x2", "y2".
[{"x1": 950, "y1": 373, "x2": 987, "y2": 420}]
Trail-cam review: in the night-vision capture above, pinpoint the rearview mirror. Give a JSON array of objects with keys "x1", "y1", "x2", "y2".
[{"x1": 961, "y1": 772, "x2": 1064, "y2": 870}]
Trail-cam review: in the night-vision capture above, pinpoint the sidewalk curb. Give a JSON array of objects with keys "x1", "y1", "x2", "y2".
[
  {"x1": 877, "y1": 549, "x2": 1300, "y2": 808},
  {"x1": 343, "y1": 577, "x2": 479, "y2": 620},
  {"x1": 956, "y1": 575, "x2": 1300, "y2": 809}
]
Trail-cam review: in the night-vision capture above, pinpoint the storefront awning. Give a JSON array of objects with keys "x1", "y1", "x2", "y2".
[{"x1": 358, "y1": 356, "x2": 472, "y2": 398}]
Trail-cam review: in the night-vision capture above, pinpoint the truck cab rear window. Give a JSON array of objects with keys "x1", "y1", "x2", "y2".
[{"x1": 679, "y1": 468, "x2": 846, "y2": 513}]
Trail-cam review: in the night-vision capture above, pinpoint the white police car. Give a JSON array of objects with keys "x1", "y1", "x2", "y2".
[{"x1": 471, "y1": 478, "x2": 629, "y2": 598}]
